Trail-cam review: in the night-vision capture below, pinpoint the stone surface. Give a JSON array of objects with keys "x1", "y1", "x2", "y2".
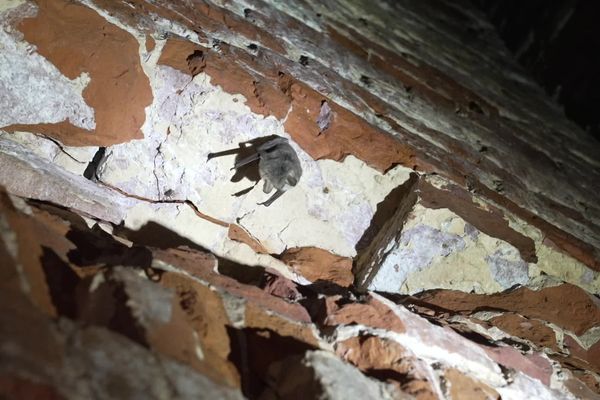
[
  {"x1": 2, "y1": 183, "x2": 599, "y2": 398},
  {"x1": 417, "y1": 284, "x2": 600, "y2": 336},
  {"x1": 363, "y1": 182, "x2": 535, "y2": 294},
  {"x1": 335, "y1": 335, "x2": 440, "y2": 399},
  {"x1": 1, "y1": 0, "x2": 600, "y2": 398},
  {"x1": 0, "y1": 130, "x2": 98, "y2": 175},
  {"x1": 280, "y1": 246, "x2": 354, "y2": 287},
  {"x1": 488, "y1": 313, "x2": 560, "y2": 351},
  {"x1": 443, "y1": 368, "x2": 500, "y2": 400},
  {"x1": 97, "y1": 65, "x2": 412, "y2": 257},
  {"x1": 0, "y1": 137, "x2": 134, "y2": 223}
]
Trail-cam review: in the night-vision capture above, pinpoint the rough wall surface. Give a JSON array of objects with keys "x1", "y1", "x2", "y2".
[{"x1": 0, "y1": 0, "x2": 599, "y2": 399}]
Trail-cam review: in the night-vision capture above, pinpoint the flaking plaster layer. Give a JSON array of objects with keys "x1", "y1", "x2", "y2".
[
  {"x1": 99, "y1": 65, "x2": 413, "y2": 257},
  {"x1": 0, "y1": 3, "x2": 95, "y2": 130},
  {"x1": 369, "y1": 205, "x2": 531, "y2": 294}
]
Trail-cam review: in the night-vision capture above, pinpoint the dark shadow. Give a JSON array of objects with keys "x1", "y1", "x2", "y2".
[
  {"x1": 40, "y1": 246, "x2": 80, "y2": 319},
  {"x1": 448, "y1": 325, "x2": 500, "y2": 347},
  {"x1": 113, "y1": 221, "x2": 209, "y2": 253},
  {"x1": 66, "y1": 225, "x2": 152, "y2": 269},
  {"x1": 217, "y1": 258, "x2": 267, "y2": 286},
  {"x1": 227, "y1": 326, "x2": 316, "y2": 399},
  {"x1": 207, "y1": 135, "x2": 280, "y2": 194},
  {"x1": 295, "y1": 281, "x2": 360, "y2": 328},
  {"x1": 355, "y1": 173, "x2": 419, "y2": 253},
  {"x1": 499, "y1": 337, "x2": 530, "y2": 352},
  {"x1": 301, "y1": 279, "x2": 352, "y2": 297},
  {"x1": 83, "y1": 147, "x2": 106, "y2": 180},
  {"x1": 367, "y1": 368, "x2": 412, "y2": 385}
]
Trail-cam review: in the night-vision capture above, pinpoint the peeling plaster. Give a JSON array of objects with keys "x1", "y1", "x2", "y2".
[
  {"x1": 0, "y1": 3, "x2": 95, "y2": 130},
  {"x1": 369, "y1": 205, "x2": 532, "y2": 294},
  {"x1": 533, "y1": 243, "x2": 600, "y2": 294},
  {"x1": 100, "y1": 66, "x2": 412, "y2": 257},
  {"x1": 500, "y1": 200, "x2": 600, "y2": 294},
  {"x1": 486, "y1": 247, "x2": 529, "y2": 288}
]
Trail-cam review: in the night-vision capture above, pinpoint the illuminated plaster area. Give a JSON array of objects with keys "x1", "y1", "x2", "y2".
[{"x1": 98, "y1": 64, "x2": 413, "y2": 260}]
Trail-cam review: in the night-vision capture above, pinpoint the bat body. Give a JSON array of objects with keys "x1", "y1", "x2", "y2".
[{"x1": 232, "y1": 137, "x2": 302, "y2": 206}]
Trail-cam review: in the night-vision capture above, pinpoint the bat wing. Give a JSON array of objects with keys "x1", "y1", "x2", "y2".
[
  {"x1": 231, "y1": 152, "x2": 260, "y2": 170},
  {"x1": 257, "y1": 137, "x2": 289, "y2": 153}
]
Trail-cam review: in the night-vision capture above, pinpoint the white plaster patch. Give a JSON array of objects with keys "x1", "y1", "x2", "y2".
[
  {"x1": 496, "y1": 373, "x2": 575, "y2": 400},
  {"x1": 532, "y1": 242, "x2": 600, "y2": 295},
  {"x1": 100, "y1": 66, "x2": 412, "y2": 257},
  {"x1": 113, "y1": 267, "x2": 174, "y2": 326},
  {"x1": 0, "y1": 4, "x2": 95, "y2": 130},
  {"x1": 220, "y1": 292, "x2": 246, "y2": 329},
  {"x1": 498, "y1": 197, "x2": 600, "y2": 294},
  {"x1": 369, "y1": 223, "x2": 466, "y2": 292},
  {"x1": 485, "y1": 247, "x2": 529, "y2": 289},
  {"x1": 302, "y1": 350, "x2": 399, "y2": 400},
  {"x1": 368, "y1": 205, "x2": 530, "y2": 294},
  {"x1": 0, "y1": 0, "x2": 24, "y2": 13},
  {"x1": 572, "y1": 325, "x2": 600, "y2": 350},
  {"x1": 192, "y1": 331, "x2": 205, "y2": 361}
]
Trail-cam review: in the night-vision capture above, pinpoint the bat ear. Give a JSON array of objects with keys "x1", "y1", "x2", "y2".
[{"x1": 287, "y1": 176, "x2": 298, "y2": 186}]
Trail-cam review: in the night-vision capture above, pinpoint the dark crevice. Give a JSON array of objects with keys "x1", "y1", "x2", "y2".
[
  {"x1": 353, "y1": 173, "x2": 420, "y2": 290},
  {"x1": 227, "y1": 326, "x2": 316, "y2": 399},
  {"x1": 35, "y1": 134, "x2": 88, "y2": 164},
  {"x1": 83, "y1": 147, "x2": 106, "y2": 180},
  {"x1": 40, "y1": 246, "x2": 80, "y2": 319},
  {"x1": 113, "y1": 221, "x2": 209, "y2": 254},
  {"x1": 66, "y1": 225, "x2": 153, "y2": 269},
  {"x1": 298, "y1": 55, "x2": 309, "y2": 66},
  {"x1": 94, "y1": 178, "x2": 229, "y2": 227}
]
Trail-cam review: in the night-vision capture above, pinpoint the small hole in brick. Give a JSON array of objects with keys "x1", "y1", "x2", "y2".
[
  {"x1": 247, "y1": 43, "x2": 258, "y2": 51},
  {"x1": 299, "y1": 55, "x2": 309, "y2": 66},
  {"x1": 358, "y1": 17, "x2": 368, "y2": 26},
  {"x1": 243, "y1": 8, "x2": 252, "y2": 18},
  {"x1": 468, "y1": 100, "x2": 484, "y2": 114},
  {"x1": 360, "y1": 75, "x2": 372, "y2": 85}
]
